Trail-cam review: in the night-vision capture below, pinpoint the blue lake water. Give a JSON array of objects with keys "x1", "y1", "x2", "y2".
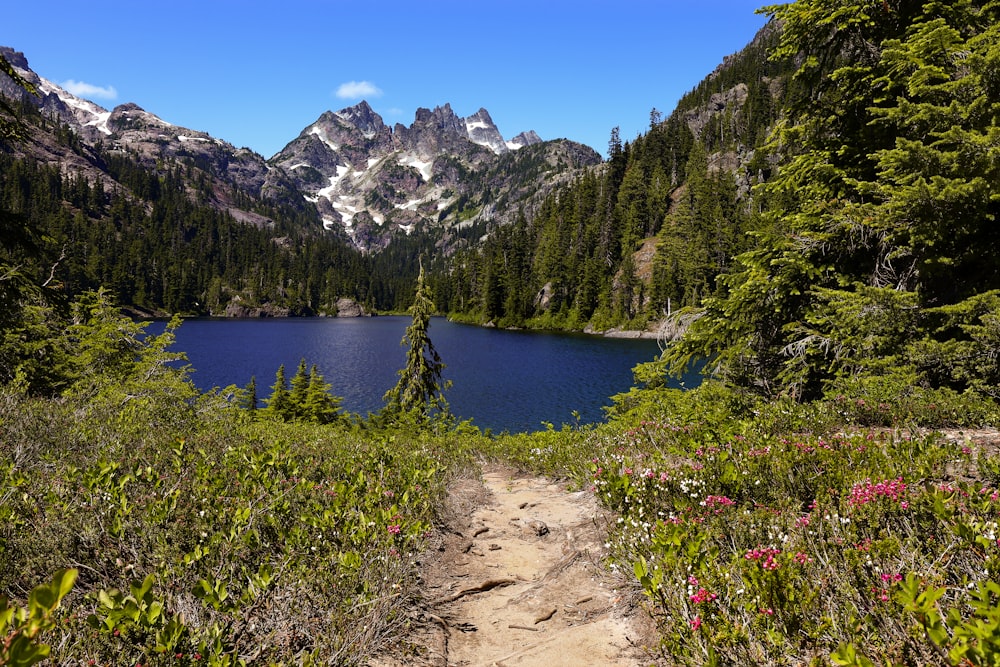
[{"x1": 156, "y1": 317, "x2": 695, "y2": 433}]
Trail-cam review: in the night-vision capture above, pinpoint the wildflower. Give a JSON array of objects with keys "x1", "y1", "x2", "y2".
[
  {"x1": 848, "y1": 477, "x2": 907, "y2": 508},
  {"x1": 702, "y1": 495, "x2": 735, "y2": 508},
  {"x1": 690, "y1": 615, "x2": 702, "y2": 630},
  {"x1": 745, "y1": 546, "x2": 782, "y2": 571},
  {"x1": 689, "y1": 587, "x2": 717, "y2": 604},
  {"x1": 387, "y1": 524, "x2": 401, "y2": 535}
]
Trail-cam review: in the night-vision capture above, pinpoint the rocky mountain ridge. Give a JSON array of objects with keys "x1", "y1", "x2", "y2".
[
  {"x1": 271, "y1": 101, "x2": 596, "y2": 251},
  {"x1": 1, "y1": 46, "x2": 600, "y2": 252},
  {"x1": 0, "y1": 47, "x2": 306, "y2": 229}
]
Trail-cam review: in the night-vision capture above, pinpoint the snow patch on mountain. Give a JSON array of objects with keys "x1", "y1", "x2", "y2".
[
  {"x1": 399, "y1": 153, "x2": 434, "y2": 182},
  {"x1": 309, "y1": 126, "x2": 339, "y2": 152},
  {"x1": 318, "y1": 165, "x2": 350, "y2": 199},
  {"x1": 396, "y1": 199, "x2": 422, "y2": 211},
  {"x1": 34, "y1": 76, "x2": 114, "y2": 135}
]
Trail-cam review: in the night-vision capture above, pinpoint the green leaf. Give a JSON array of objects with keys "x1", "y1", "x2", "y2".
[
  {"x1": 97, "y1": 589, "x2": 116, "y2": 609},
  {"x1": 52, "y1": 568, "x2": 78, "y2": 601},
  {"x1": 8, "y1": 641, "x2": 50, "y2": 667},
  {"x1": 147, "y1": 600, "x2": 163, "y2": 625}
]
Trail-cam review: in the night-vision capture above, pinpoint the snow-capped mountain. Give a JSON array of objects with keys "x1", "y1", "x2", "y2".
[
  {"x1": 271, "y1": 101, "x2": 570, "y2": 249},
  {"x1": 465, "y1": 107, "x2": 510, "y2": 154}
]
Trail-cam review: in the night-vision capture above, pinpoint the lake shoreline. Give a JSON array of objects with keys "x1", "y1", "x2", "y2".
[{"x1": 139, "y1": 309, "x2": 669, "y2": 341}]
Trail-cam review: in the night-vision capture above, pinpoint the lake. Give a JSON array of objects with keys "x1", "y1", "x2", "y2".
[{"x1": 157, "y1": 317, "x2": 695, "y2": 433}]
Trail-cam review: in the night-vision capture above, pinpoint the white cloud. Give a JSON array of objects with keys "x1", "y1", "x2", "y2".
[
  {"x1": 335, "y1": 80, "x2": 382, "y2": 99},
  {"x1": 61, "y1": 79, "x2": 118, "y2": 100}
]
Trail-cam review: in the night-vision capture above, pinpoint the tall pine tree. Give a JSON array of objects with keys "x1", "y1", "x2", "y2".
[{"x1": 382, "y1": 264, "x2": 451, "y2": 422}]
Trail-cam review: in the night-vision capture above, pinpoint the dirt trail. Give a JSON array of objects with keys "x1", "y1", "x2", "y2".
[{"x1": 371, "y1": 466, "x2": 658, "y2": 667}]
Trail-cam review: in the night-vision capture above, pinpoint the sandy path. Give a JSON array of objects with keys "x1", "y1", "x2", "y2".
[{"x1": 372, "y1": 466, "x2": 657, "y2": 667}]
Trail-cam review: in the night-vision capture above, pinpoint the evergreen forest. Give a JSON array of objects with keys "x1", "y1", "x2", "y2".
[{"x1": 3, "y1": 1, "x2": 1000, "y2": 665}]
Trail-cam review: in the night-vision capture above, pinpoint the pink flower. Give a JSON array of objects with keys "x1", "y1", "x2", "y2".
[
  {"x1": 387, "y1": 524, "x2": 401, "y2": 535},
  {"x1": 689, "y1": 587, "x2": 718, "y2": 604},
  {"x1": 690, "y1": 615, "x2": 702, "y2": 630},
  {"x1": 703, "y1": 495, "x2": 735, "y2": 508},
  {"x1": 848, "y1": 477, "x2": 907, "y2": 507}
]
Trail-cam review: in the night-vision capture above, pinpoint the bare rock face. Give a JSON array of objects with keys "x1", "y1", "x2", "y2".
[
  {"x1": 683, "y1": 82, "x2": 749, "y2": 139},
  {"x1": 507, "y1": 130, "x2": 543, "y2": 150},
  {"x1": 335, "y1": 297, "x2": 366, "y2": 317},
  {"x1": 223, "y1": 301, "x2": 291, "y2": 318},
  {"x1": 464, "y1": 107, "x2": 508, "y2": 154}
]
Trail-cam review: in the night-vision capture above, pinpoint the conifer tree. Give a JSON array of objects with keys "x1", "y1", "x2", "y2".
[
  {"x1": 288, "y1": 358, "x2": 310, "y2": 420},
  {"x1": 303, "y1": 364, "x2": 342, "y2": 424},
  {"x1": 382, "y1": 264, "x2": 451, "y2": 422},
  {"x1": 242, "y1": 375, "x2": 258, "y2": 412},
  {"x1": 263, "y1": 364, "x2": 291, "y2": 420},
  {"x1": 665, "y1": 0, "x2": 1000, "y2": 398}
]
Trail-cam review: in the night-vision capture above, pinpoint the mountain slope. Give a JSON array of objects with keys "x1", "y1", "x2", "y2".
[{"x1": 0, "y1": 47, "x2": 312, "y2": 230}]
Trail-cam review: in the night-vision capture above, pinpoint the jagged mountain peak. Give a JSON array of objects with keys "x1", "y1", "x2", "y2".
[
  {"x1": 0, "y1": 46, "x2": 29, "y2": 70},
  {"x1": 330, "y1": 100, "x2": 388, "y2": 139},
  {"x1": 464, "y1": 107, "x2": 508, "y2": 155},
  {"x1": 270, "y1": 100, "x2": 596, "y2": 250},
  {"x1": 507, "y1": 130, "x2": 543, "y2": 151}
]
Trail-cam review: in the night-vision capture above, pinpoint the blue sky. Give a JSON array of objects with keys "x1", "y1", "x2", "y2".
[{"x1": 5, "y1": 1, "x2": 771, "y2": 159}]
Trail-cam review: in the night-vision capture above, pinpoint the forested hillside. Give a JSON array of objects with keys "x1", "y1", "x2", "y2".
[
  {"x1": 434, "y1": 22, "x2": 792, "y2": 331},
  {"x1": 441, "y1": 0, "x2": 1000, "y2": 411}
]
